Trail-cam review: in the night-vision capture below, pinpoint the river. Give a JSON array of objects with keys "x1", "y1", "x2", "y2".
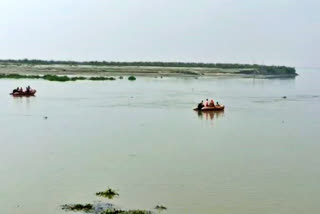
[{"x1": 0, "y1": 68, "x2": 319, "y2": 214}]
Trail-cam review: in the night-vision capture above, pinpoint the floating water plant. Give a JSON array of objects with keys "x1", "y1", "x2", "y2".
[
  {"x1": 61, "y1": 188, "x2": 153, "y2": 214},
  {"x1": 96, "y1": 188, "x2": 119, "y2": 199},
  {"x1": 0, "y1": 73, "x2": 41, "y2": 79},
  {"x1": 128, "y1": 76, "x2": 136, "y2": 81},
  {"x1": 71, "y1": 76, "x2": 87, "y2": 81},
  {"x1": 154, "y1": 205, "x2": 167, "y2": 211},
  {"x1": 61, "y1": 204, "x2": 93, "y2": 212},
  {"x1": 89, "y1": 76, "x2": 116, "y2": 81},
  {"x1": 103, "y1": 209, "x2": 152, "y2": 214},
  {"x1": 43, "y1": 75, "x2": 86, "y2": 82}
]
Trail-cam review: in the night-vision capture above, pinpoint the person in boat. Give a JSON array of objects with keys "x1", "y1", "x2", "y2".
[
  {"x1": 197, "y1": 100, "x2": 204, "y2": 110},
  {"x1": 26, "y1": 85, "x2": 31, "y2": 93},
  {"x1": 19, "y1": 87, "x2": 23, "y2": 93},
  {"x1": 205, "y1": 99, "x2": 209, "y2": 107},
  {"x1": 216, "y1": 101, "x2": 220, "y2": 106},
  {"x1": 209, "y1": 99, "x2": 215, "y2": 107},
  {"x1": 12, "y1": 87, "x2": 19, "y2": 93}
]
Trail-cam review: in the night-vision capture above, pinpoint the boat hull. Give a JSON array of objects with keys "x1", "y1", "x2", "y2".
[{"x1": 193, "y1": 105, "x2": 225, "y2": 111}]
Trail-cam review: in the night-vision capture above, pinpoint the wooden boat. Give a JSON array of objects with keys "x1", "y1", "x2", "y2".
[
  {"x1": 10, "y1": 89, "x2": 36, "y2": 97},
  {"x1": 193, "y1": 105, "x2": 225, "y2": 111}
]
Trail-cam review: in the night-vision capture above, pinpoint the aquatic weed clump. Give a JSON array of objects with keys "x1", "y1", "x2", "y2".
[
  {"x1": 71, "y1": 76, "x2": 87, "y2": 81},
  {"x1": 43, "y1": 75, "x2": 88, "y2": 81},
  {"x1": 103, "y1": 209, "x2": 152, "y2": 214},
  {"x1": 61, "y1": 188, "x2": 155, "y2": 214},
  {"x1": 154, "y1": 205, "x2": 167, "y2": 211},
  {"x1": 128, "y1": 76, "x2": 136, "y2": 81},
  {"x1": 89, "y1": 76, "x2": 116, "y2": 81},
  {"x1": 43, "y1": 74, "x2": 72, "y2": 82},
  {"x1": 0, "y1": 73, "x2": 41, "y2": 79},
  {"x1": 96, "y1": 188, "x2": 119, "y2": 199},
  {"x1": 61, "y1": 203, "x2": 93, "y2": 212},
  {"x1": 0, "y1": 73, "x2": 118, "y2": 82}
]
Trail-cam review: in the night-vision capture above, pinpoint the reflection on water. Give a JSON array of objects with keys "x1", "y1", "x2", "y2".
[
  {"x1": 196, "y1": 110, "x2": 224, "y2": 121},
  {"x1": 12, "y1": 96, "x2": 34, "y2": 110}
]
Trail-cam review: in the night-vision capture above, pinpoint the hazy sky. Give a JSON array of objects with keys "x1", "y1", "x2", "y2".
[{"x1": 0, "y1": 0, "x2": 319, "y2": 67}]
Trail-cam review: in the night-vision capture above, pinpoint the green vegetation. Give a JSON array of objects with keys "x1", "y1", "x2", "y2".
[
  {"x1": 237, "y1": 66, "x2": 296, "y2": 75},
  {"x1": 0, "y1": 73, "x2": 41, "y2": 79},
  {"x1": 96, "y1": 188, "x2": 119, "y2": 199},
  {"x1": 103, "y1": 209, "x2": 152, "y2": 214},
  {"x1": 61, "y1": 187, "x2": 154, "y2": 214},
  {"x1": 0, "y1": 59, "x2": 296, "y2": 75},
  {"x1": 89, "y1": 76, "x2": 116, "y2": 81},
  {"x1": 154, "y1": 205, "x2": 167, "y2": 211},
  {"x1": 61, "y1": 205, "x2": 152, "y2": 214},
  {"x1": 61, "y1": 204, "x2": 93, "y2": 212},
  {"x1": 43, "y1": 75, "x2": 85, "y2": 82},
  {"x1": 0, "y1": 73, "x2": 116, "y2": 82},
  {"x1": 128, "y1": 76, "x2": 136, "y2": 81}
]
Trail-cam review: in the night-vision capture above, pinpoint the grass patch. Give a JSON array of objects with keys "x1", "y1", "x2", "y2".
[
  {"x1": 96, "y1": 188, "x2": 119, "y2": 199},
  {"x1": 61, "y1": 204, "x2": 93, "y2": 212},
  {"x1": 128, "y1": 76, "x2": 136, "y2": 81}
]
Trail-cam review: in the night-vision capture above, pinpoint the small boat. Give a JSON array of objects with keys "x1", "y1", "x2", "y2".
[
  {"x1": 193, "y1": 105, "x2": 225, "y2": 111},
  {"x1": 10, "y1": 89, "x2": 36, "y2": 97}
]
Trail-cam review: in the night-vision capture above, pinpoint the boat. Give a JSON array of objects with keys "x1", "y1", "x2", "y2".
[
  {"x1": 10, "y1": 89, "x2": 36, "y2": 97},
  {"x1": 193, "y1": 105, "x2": 225, "y2": 111}
]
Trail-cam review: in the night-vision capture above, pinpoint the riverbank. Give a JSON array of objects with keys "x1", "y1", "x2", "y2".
[{"x1": 0, "y1": 61, "x2": 297, "y2": 79}]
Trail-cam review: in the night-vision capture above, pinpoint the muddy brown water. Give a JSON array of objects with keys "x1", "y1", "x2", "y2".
[{"x1": 0, "y1": 68, "x2": 319, "y2": 214}]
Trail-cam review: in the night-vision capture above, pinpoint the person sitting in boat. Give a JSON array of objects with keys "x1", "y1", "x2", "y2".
[
  {"x1": 209, "y1": 99, "x2": 215, "y2": 107},
  {"x1": 205, "y1": 99, "x2": 209, "y2": 107},
  {"x1": 19, "y1": 87, "x2": 23, "y2": 93},
  {"x1": 197, "y1": 100, "x2": 204, "y2": 110},
  {"x1": 216, "y1": 101, "x2": 220, "y2": 106},
  {"x1": 12, "y1": 87, "x2": 19, "y2": 93}
]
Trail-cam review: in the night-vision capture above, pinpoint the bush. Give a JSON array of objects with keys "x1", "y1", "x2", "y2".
[{"x1": 128, "y1": 76, "x2": 136, "y2": 81}]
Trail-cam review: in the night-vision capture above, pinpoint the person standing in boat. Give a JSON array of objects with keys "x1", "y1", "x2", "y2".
[
  {"x1": 26, "y1": 85, "x2": 31, "y2": 93},
  {"x1": 205, "y1": 99, "x2": 209, "y2": 107}
]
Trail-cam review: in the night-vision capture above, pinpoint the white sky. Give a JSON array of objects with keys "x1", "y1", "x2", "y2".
[{"x1": 0, "y1": 0, "x2": 319, "y2": 67}]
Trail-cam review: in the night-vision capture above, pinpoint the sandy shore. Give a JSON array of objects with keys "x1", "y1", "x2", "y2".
[{"x1": 0, "y1": 63, "x2": 296, "y2": 78}]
